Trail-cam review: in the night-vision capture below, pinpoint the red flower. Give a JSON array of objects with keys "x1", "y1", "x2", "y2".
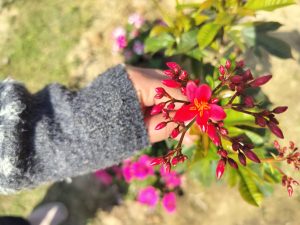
[{"x1": 174, "y1": 81, "x2": 226, "y2": 145}]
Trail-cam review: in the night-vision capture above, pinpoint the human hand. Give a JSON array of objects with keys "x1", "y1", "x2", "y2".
[{"x1": 126, "y1": 65, "x2": 190, "y2": 143}]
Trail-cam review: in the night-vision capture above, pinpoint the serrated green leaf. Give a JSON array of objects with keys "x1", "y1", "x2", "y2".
[
  {"x1": 244, "y1": 0, "x2": 295, "y2": 11},
  {"x1": 256, "y1": 33, "x2": 293, "y2": 58},
  {"x1": 238, "y1": 168, "x2": 264, "y2": 206},
  {"x1": 197, "y1": 23, "x2": 221, "y2": 49},
  {"x1": 144, "y1": 33, "x2": 175, "y2": 53}
]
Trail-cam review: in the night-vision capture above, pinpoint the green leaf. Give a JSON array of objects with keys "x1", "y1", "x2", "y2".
[
  {"x1": 253, "y1": 21, "x2": 282, "y2": 32},
  {"x1": 224, "y1": 109, "x2": 256, "y2": 127},
  {"x1": 144, "y1": 33, "x2": 175, "y2": 53},
  {"x1": 177, "y1": 29, "x2": 198, "y2": 53},
  {"x1": 238, "y1": 168, "x2": 264, "y2": 206},
  {"x1": 256, "y1": 33, "x2": 293, "y2": 58},
  {"x1": 150, "y1": 25, "x2": 170, "y2": 37},
  {"x1": 185, "y1": 48, "x2": 205, "y2": 61},
  {"x1": 244, "y1": 0, "x2": 295, "y2": 11},
  {"x1": 197, "y1": 23, "x2": 221, "y2": 49}
]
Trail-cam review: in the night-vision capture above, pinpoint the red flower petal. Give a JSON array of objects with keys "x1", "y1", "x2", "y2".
[
  {"x1": 196, "y1": 84, "x2": 212, "y2": 101},
  {"x1": 207, "y1": 124, "x2": 220, "y2": 146},
  {"x1": 209, "y1": 104, "x2": 226, "y2": 121},
  {"x1": 173, "y1": 104, "x2": 198, "y2": 122},
  {"x1": 196, "y1": 110, "x2": 209, "y2": 132},
  {"x1": 186, "y1": 81, "x2": 198, "y2": 102}
]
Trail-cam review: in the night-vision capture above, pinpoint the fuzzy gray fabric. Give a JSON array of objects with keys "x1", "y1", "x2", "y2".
[{"x1": 0, "y1": 65, "x2": 150, "y2": 194}]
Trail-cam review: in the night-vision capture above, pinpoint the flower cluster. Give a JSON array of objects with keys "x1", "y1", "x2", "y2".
[
  {"x1": 94, "y1": 154, "x2": 182, "y2": 213},
  {"x1": 112, "y1": 13, "x2": 146, "y2": 60},
  {"x1": 151, "y1": 60, "x2": 287, "y2": 180}
]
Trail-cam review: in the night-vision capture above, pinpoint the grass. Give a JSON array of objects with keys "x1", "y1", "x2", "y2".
[{"x1": 0, "y1": 0, "x2": 94, "y2": 92}]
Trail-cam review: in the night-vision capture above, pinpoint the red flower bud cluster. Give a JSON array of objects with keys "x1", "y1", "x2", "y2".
[
  {"x1": 282, "y1": 175, "x2": 299, "y2": 197},
  {"x1": 216, "y1": 148, "x2": 238, "y2": 179},
  {"x1": 274, "y1": 141, "x2": 300, "y2": 170}
]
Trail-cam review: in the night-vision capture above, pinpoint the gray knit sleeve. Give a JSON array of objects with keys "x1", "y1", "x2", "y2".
[{"x1": 0, "y1": 64, "x2": 150, "y2": 194}]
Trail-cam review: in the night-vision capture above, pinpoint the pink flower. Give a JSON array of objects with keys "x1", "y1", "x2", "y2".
[
  {"x1": 131, "y1": 155, "x2": 154, "y2": 180},
  {"x1": 94, "y1": 170, "x2": 113, "y2": 186},
  {"x1": 112, "y1": 27, "x2": 127, "y2": 52},
  {"x1": 133, "y1": 41, "x2": 144, "y2": 55},
  {"x1": 161, "y1": 171, "x2": 181, "y2": 189},
  {"x1": 128, "y1": 13, "x2": 145, "y2": 29},
  {"x1": 137, "y1": 186, "x2": 159, "y2": 207},
  {"x1": 174, "y1": 81, "x2": 226, "y2": 145},
  {"x1": 162, "y1": 192, "x2": 176, "y2": 213}
]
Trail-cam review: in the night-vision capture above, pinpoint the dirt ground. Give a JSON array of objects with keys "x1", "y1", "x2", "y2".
[{"x1": 0, "y1": 1, "x2": 300, "y2": 225}]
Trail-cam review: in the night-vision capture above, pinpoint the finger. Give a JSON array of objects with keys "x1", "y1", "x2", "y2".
[{"x1": 145, "y1": 112, "x2": 178, "y2": 143}]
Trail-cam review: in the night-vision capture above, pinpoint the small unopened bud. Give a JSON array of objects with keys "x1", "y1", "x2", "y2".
[
  {"x1": 164, "y1": 70, "x2": 176, "y2": 78},
  {"x1": 219, "y1": 65, "x2": 226, "y2": 75},
  {"x1": 219, "y1": 127, "x2": 228, "y2": 136},
  {"x1": 171, "y1": 156, "x2": 180, "y2": 165},
  {"x1": 151, "y1": 102, "x2": 165, "y2": 115},
  {"x1": 167, "y1": 102, "x2": 175, "y2": 110},
  {"x1": 267, "y1": 121, "x2": 284, "y2": 139},
  {"x1": 225, "y1": 60, "x2": 231, "y2": 70},
  {"x1": 236, "y1": 60, "x2": 245, "y2": 68},
  {"x1": 216, "y1": 159, "x2": 226, "y2": 180},
  {"x1": 273, "y1": 106, "x2": 288, "y2": 114},
  {"x1": 170, "y1": 127, "x2": 180, "y2": 138},
  {"x1": 244, "y1": 96, "x2": 255, "y2": 108},
  {"x1": 217, "y1": 149, "x2": 228, "y2": 158},
  {"x1": 238, "y1": 152, "x2": 247, "y2": 166},
  {"x1": 244, "y1": 150, "x2": 261, "y2": 163},
  {"x1": 231, "y1": 75, "x2": 243, "y2": 84},
  {"x1": 179, "y1": 70, "x2": 188, "y2": 81},
  {"x1": 228, "y1": 158, "x2": 238, "y2": 169},
  {"x1": 242, "y1": 69, "x2": 253, "y2": 81},
  {"x1": 155, "y1": 121, "x2": 167, "y2": 130},
  {"x1": 155, "y1": 87, "x2": 166, "y2": 95},
  {"x1": 287, "y1": 185, "x2": 293, "y2": 197},
  {"x1": 162, "y1": 79, "x2": 181, "y2": 88},
  {"x1": 150, "y1": 157, "x2": 163, "y2": 166},
  {"x1": 181, "y1": 87, "x2": 186, "y2": 95},
  {"x1": 255, "y1": 116, "x2": 267, "y2": 127},
  {"x1": 232, "y1": 142, "x2": 240, "y2": 151},
  {"x1": 164, "y1": 162, "x2": 171, "y2": 173},
  {"x1": 166, "y1": 62, "x2": 181, "y2": 74},
  {"x1": 210, "y1": 98, "x2": 219, "y2": 104},
  {"x1": 249, "y1": 74, "x2": 272, "y2": 87}
]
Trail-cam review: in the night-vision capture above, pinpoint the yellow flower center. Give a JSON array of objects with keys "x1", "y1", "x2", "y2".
[{"x1": 190, "y1": 99, "x2": 210, "y2": 117}]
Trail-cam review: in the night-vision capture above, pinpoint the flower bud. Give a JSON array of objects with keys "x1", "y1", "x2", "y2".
[
  {"x1": 236, "y1": 60, "x2": 245, "y2": 68},
  {"x1": 181, "y1": 87, "x2": 186, "y2": 95},
  {"x1": 164, "y1": 70, "x2": 176, "y2": 78},
  {"x1": 287, "y1": 185, "x2": 293, "y2": 197},
  {"x1": 244, "y1": 96, "x2": 255, "y2": 108},
  {"x1": 244, "y1": 150, "x2": 261, "y2": 163},
  {"x1": 150, "y1": 102, "x2": 165, "y2": 115},
  {"x1": 155, "y1": 87, "x2": 166, "y2": 95},
  {"x1": 210, "y1": 98, "x2": 219, "y2": 104},
  {"x1": 154, "y1": 93, "x2": 164, "y2": 99},
  {"x1": 232, "y1": 142, "x2": 240, "y2": 151},
  {"x1": 225, "y1": 60, "x2": 231, "y2": 70},
  {"x1": 272, "y1": 106, "x2": 288, "y2": 114},
  {"x1": 238, "y1": 152, "x2": 247, "y2": 166},
  {"x1": 216, "y1": 159, "x2": 226, "y2": 180},
  {"x1": 170, "y1": 127, "x2": 180, "y2": 138},
  {"x1": 231, "y1": 75, "x2": 243, "y2": 84},
  {"x1": 255, "y1": 116, "x2": 267, "y2": 127},
  {"x1": 167, "y1": 102, "x2": 175, "y2": 110},
  {"x1": 219, "y1": 127, "x2": 228, "y2": 136},
  {"x1": 242, "y1": 69, "x2": 253, "y2": 81},
  {"x1": 179, "y1": 70, "x2": 188, "y2": 81},
  {"x1": 228, "y1": 158, "x2": 238, "y2": 169},
  {"x1": 164, "y1": 162, "x2": 171, "y2": 173},
  {"x1": 162, "y1": 109, "x2": 169, "y2": 119},
  {"x1": 249, "y1": 74, "x2": 272, "y2": 87},
  {"x1": 217, "y1": 149, "x2": 228, "y2": 158},
  {"x1": 274, "y1": 140, "x2": 280, "y2": 150},
  {"x1": 267, "y1": 121, "x2": 284, "y2": 139},
  {"x1": 166, "y1": 62, "x2": 181, "y2": 74},
  {"x1": 219, "y1": 65, "x2": 226, "y2": 75},
  {"x1": 162, "y1": 79, "x2": 181, "y2": 88},
  {"x1": 155, "y1": 122, "x2": 167, "y2": 130},
  {"x1": 171, "y1": 156, "x2": 180, "y2": 165},
  {"x1": 150, "y1": 157, "x2": 163, "y2": 166}
]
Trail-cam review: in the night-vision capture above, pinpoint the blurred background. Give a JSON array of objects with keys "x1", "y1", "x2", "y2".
[{"x1": 0, "y1": 0, "x2": 300, "y2": 224}]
